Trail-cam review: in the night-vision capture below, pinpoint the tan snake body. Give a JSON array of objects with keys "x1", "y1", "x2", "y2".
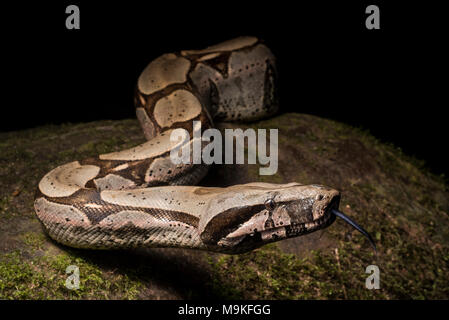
[{"x1": 34, "y1": 37, "x2": 373, "y2": 254}]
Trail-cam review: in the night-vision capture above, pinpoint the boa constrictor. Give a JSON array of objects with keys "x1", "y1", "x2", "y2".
[{"x1": 34, "y1": 37, "x2": 375, "y2": 254}]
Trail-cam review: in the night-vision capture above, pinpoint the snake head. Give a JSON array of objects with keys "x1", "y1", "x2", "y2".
[{"x1": 199, "y1": 183, "x2": 341, "y2": 253}]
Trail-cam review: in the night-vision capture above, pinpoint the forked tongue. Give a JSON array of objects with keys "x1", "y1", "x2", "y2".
[{"x1": 331, "y1": 209, "x2": 377, "y2": 252}]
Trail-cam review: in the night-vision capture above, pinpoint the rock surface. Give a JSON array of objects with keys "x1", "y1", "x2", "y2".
[{"x1": 0, "y1": 113, "x2": 448, "y2": 299}]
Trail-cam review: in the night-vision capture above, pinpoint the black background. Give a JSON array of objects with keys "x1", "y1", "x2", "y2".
[
  {"x1": 0, "y1": 300, "x2": 444, "y2": 318},
  {"x1": 3, "y1": 1, "x2": 448, "y2": 177}
]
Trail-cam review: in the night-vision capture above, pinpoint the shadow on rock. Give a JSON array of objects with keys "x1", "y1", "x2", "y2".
[{"x1": 51, "y1": 238, "x2": 226, "y2": 299}]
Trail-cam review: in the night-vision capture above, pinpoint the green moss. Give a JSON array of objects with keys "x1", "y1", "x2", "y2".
[
  {"x1": 21, "y1": 232, "x2": 46, "y2": 250},
  {"x1": 0, "y1": 252, "x2": 46, "y2": 299},
  {"x1": 247, "y1": 164, "x2": 284, "y2": 184},
  {"x1": 0, "y1": 195, "x2": 15, "y2": 219},
  {"x1": 0, "y1": 196, "x2": 10, "y2": 214},
  {"x1": 208, "y1": 236, "x2": 449, "y2": 299},
  {"x1": 0, "y1": 250, "x2": 141, "y2": 300},
  {"x1": 207, "y1": 243, "x2": 383, "y2": 299}
]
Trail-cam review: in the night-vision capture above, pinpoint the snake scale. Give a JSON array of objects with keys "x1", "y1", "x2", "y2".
[{"x1": 34, "y1": 36, "x2": 375, "y2": 254}]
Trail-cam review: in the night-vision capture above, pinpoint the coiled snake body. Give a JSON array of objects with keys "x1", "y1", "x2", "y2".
[{"x1": 34, "y1": 37, "x2": 375, "y2": 253}]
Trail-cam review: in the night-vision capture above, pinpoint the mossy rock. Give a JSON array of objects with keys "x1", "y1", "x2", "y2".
[{"x1": 1, "y1": 113, "x2": 448, "y2": 299}]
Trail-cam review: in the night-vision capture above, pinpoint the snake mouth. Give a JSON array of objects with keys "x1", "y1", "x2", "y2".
[
  {"x1": 313, "y1": 193, "x2": 376, "y2": 252},
  {"x1": 286, "y1": 198, "x2": 376, "y2": 252},
  {"x1": 285, "y1": 208, "x2": 336, "y2": 237},
  {"x1": 222, "y1": 210, "x2": 338, "y2": 253}
]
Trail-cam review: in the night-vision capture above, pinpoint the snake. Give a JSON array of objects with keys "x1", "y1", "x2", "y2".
[{"x1": 34, "y1": 36, "x2": 375, "y2": 254}]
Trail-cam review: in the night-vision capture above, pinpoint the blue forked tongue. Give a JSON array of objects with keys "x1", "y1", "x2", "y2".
[{"x1": 331, "y1": 209, "x2": 377, "y2": 252}]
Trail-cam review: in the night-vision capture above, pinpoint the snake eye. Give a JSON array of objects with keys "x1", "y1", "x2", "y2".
[{"x1": 264, "y1": 198, "x2": 276, "y2": 210}]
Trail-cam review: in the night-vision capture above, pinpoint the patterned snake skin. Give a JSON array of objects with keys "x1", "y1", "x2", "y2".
[{"x1": 34, "y1": 37, "x2": 353, "y2": 254}]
